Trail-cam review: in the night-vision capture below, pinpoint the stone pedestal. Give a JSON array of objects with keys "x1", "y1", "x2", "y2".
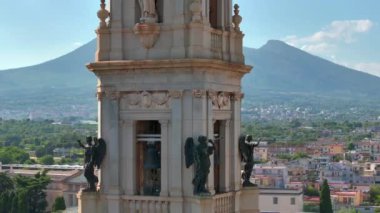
[
  {"x1": 77, "y1": 191, "x2": 100, "y2": 213},
  {"x1": 187, "y1": 196, "x2": 214, "y2": 213},
  {"x1": 239, "y1": 187, "x2": 260, "y2": 213}
]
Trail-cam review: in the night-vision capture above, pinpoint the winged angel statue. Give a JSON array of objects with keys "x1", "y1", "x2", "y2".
[
  {"x1": 78, "y1": 137, "x2": 107, "y2": 191},
  {"x1": 185, "y1": 136, "x2": 215, "y2": 195},
  {"x1": 239, "y1": 135, "x2": 261, "y2": 187}
]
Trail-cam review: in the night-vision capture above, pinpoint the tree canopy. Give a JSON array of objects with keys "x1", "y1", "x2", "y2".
[
  {"x1": 320, "y1": 179, "x2": 333, "y2": 213},
  {"x1": 0, "y1": 171, "x2": 51, "y2": 213}
]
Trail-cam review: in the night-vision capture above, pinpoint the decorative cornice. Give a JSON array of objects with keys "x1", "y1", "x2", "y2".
[{"x1": 87, "y1": 59, "x2": 252, "y2": 74}]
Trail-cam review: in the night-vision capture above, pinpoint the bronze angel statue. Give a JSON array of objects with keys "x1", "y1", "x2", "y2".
[
  {"x1": 78, "y1": 136, "x2": 107, "y2": 191},
  {"x1": 239, "y1": 135, "x2": 261, "y2": 187},
  {"x1": 185, "y1": 136, "x2": 215, "y2": 195}
]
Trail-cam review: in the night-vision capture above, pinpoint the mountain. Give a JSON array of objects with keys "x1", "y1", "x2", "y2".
[
  {"x1": 1, "y1": 39, "x2": 380, "y2": 119},
  {"x1": 243, "y1": 40, "x2": 380, "y2": 98},
  {"x1": 0, "y1": 40, "x2": 96, "y2": 94}
]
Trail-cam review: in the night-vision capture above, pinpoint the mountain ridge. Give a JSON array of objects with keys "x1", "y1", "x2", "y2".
[{"x1": 1, "y1": 39, "x2": 380, "y2": 105}]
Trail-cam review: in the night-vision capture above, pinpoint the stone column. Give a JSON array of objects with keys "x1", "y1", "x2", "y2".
[
  {"x1": 159, "y1": 119, "x2": 169, "y2": 197},
  {"x1": 207, "y1": 97, "x2": 215, "y2": 194},
  {"x1": 120, "y1": 120, "x2": 136, "y2": 195},
  {"x1": 220, "y1": 120, "x2": 231, "y2": 192},
  {"x1": 124, "y1": 120, "x2": 137, "y2": 195},
  {"x1": 99, "y1": 90, "x2": 121, "y2": 194},
  {"x1": 170, "y1": 0, "x2": 186, "y2": 58},
  {"x1": 110, "y1": 0, "x2": 123, "y2": 60},
  {"x1": 99, "y1": 89, "x2": 121, "y2": 212},
  {"x1": 183, "y1": 90, "x2": 194, "y2": 197},
  {"x1": 168, "y1": 90, "x2": 183, "y2": 196},
  {"x1": 169, "y1": 90, "x2": 183, "y2": 213},
  {"x1": 232, "y1": 92, "x2": 243, "y2": 191}
]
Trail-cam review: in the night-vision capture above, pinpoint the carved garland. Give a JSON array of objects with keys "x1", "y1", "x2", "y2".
[{"x1": 209, "y1": 91, "x2": 232, "y2": 109}]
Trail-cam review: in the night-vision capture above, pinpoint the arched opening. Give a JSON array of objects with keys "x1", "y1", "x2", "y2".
[
  {"x1": 136, "y1": 120, "x2": 161, "y2": 196},
  {"x1": 135, "y1": 0, "x2": 163, "y2": 23},
  {"x1": 209, "y1": 0, "x2": 218, "y2": 28}
]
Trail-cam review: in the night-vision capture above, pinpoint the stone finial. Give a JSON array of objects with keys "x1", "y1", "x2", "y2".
[
  {"x1": 190, "y1": 0, "x2": 202, "y2": 23},
  {"x1": 232, "y1": 4, "x2": 242, "y2": 32},
  {"x1": 97, "y1": 0, "x2": 110, "y2": 29}
]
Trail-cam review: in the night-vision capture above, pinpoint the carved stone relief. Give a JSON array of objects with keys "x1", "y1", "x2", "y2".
[
  {"x1": 121, "y1": 91, "x2": 171, "y2": 110},
  {"x1": 209, "y1": 91, "x2": 231, "y2": 110}
]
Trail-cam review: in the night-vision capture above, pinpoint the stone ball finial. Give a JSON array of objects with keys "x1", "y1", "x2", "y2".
[
  {"x1": 232, "y1": 4, "x2": 242, "y2": 33},
  {"x1": 97, "y1": 0, "x2": 110, "y2": 29},
  {"x1": 190, "y1": 0, "x2": 202, "y2": 23}
]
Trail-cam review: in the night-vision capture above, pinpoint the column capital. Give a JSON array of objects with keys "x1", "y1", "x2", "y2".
[
  {"x1": 159, "y1": 119, "x2": 169, "y2": 126},
  {"x1": 192, "y1": 89, "x2": 207, "y2": 98},
  {"x1": 233, "y1": 92, "x2": 244, "y2": 101},
  {"x1": 97, "y1": 91, "x2": 105, "y2": 101},
  {"x1": 169, "y1": 90, "x2": 183, "y2": 99}
]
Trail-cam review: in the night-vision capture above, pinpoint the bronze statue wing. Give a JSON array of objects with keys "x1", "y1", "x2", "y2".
[
  {"x1": 239, "y1": 135, "x2": 249, "y2": 162},
  {"x1": 94, "y1": 138, "x2": 107, "y2": 169},
  {"x1": 185, "y1": 137, "x2": 195, "y2": 168}
]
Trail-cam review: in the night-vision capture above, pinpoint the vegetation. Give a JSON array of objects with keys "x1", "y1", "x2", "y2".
[
  {"x1": 303, "y1": 203, "x2": 319, "y2": 213},
  {"x1": 369, "y1": 185, "x2": 380, "y2": 205},
  {"x1": 320, "y1": 179, "x2": 333, "y2": 213},
  {"x1": 243, "y1": 119, "x2": 380, "y2": 144},
  {"x1": 0, "y1": 171, "x2": 50, "y2": 213},
  {"x1": 0, "y1": 119, "x2": 96, "y2": 164},
  {"x1": 336, "y1": 208, "x2": 356, "y2": 213},
  {"x1": 52, "y1": 196, "x2": 66, "y2": 212},
  {"x1": 39, "y1": 155, "x2": 55, "y2": 165},
  {"x1": 0, "y1": 146, "x2": 29, "y2": 164},
  {"x1": 304, "y1": 185, "x2": 320, "y2": 197}
]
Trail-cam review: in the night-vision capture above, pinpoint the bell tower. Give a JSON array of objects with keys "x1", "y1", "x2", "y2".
[{"x1": 78, "y1": 0, "x2": 259, "y2": 212}]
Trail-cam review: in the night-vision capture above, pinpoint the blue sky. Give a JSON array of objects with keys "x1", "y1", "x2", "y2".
[{"x1": 0, "y1": 0, "x2": 379, "y2": 76}]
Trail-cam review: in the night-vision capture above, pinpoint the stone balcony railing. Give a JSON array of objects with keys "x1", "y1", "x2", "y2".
[
  {"x1": 210, "y1": 29, "x2": 223, "y2": 60},
  {"x1": 121, "y1": 192, "x2": 235, "y2": 213},
  {"x1": 214, "y1": 192, "x2": 234, "y2": 213},
  {"x1": 122, "y1": 195, "x2": 171, "y2": 213}
]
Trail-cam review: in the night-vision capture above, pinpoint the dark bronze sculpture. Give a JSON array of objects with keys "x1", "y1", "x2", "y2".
[
  {"x1": 239, "y1": 135, "x2": 261, "y2": 187},
  {"x1": 78, "y1": 137, "x2": 106, "y2": 192},
  {"x1": 185, "y1": 136, "x2": 215, "y2": 195}
]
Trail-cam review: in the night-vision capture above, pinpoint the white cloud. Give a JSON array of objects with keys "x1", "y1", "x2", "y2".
[
  {"x1": 284, "y1": 19, "x2": 373, "y2": 53},
  {"x1": 282, "y1": 20, "x2": 379, "y2": 77},
  {"x1": 353, "y1": 62, "x2": 380, "y2": 77},
  {"x1": 73, "y1": 42, "x2": 83, "y2": 47}
]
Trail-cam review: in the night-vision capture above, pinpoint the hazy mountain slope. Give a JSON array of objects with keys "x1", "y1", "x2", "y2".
[
  {"x1": 1, "y1": 39, "x2": 380, "y2": 101},
  {"x1": 243, "y1": 40, "x2": 380, "y2": 98},
  {"x1": 0, "y1": 40, "x2": 96, "y2": 93}
]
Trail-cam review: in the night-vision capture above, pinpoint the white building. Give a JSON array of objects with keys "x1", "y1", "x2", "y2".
[{"x1": 259, "y1": 188, "x2": 303, "y2": 213}]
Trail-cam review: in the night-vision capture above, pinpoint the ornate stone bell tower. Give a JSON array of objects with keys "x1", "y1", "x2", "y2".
[{"x1": 78, "y1": 0, "x2": 259, "y2": 212}]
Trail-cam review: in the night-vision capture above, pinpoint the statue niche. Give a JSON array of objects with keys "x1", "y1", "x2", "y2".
[
  {"x1": 134, "y1": 0, "x2": 162, "y2": 49},
  {"x1": 137, "y1": 0, "x2": 164, "y2": 23}
]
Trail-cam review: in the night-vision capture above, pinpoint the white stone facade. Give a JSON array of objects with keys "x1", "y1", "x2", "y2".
[{"x1": 78, "y1": 0, "x2": 258, "y2": 212}]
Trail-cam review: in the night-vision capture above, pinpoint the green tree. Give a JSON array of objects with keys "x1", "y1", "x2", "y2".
[
  {"x1": 13, "y1": 171, "x2": 51, "y2": 213},
  {"x1": 0, "y1": 173, "x2": 14, "y2": 191},
  {"x1": 304, "y1": 185, "x2": 320, "y2": 196},
  {"x1": 39, "y1": 155, "x2": 55, "y2": 165},
  {"x1": 347, "y1": 142, "x2": 355, "y2": 151},
  {"x1": 369, "y1": 185, "x2": 380, "y2": 204},
  {"x1": 52, "y1": 196, "x2": 66, "y2": 212},
  {"x1": 320, "y1": 179, "x2": 333, "y2": 213},
  {"x1": 0, "y1": 147, "x2": 30, "y2": 164}
]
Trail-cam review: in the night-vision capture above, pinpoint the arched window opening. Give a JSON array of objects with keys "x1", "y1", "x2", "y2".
[{"x1": 209, "y1": 0, "x2": 218, "y2": 28}]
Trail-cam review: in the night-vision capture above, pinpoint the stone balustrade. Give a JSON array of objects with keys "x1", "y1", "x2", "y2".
[{"x1": 214, "y1": 192, "x2": 234, "y2": 213}]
